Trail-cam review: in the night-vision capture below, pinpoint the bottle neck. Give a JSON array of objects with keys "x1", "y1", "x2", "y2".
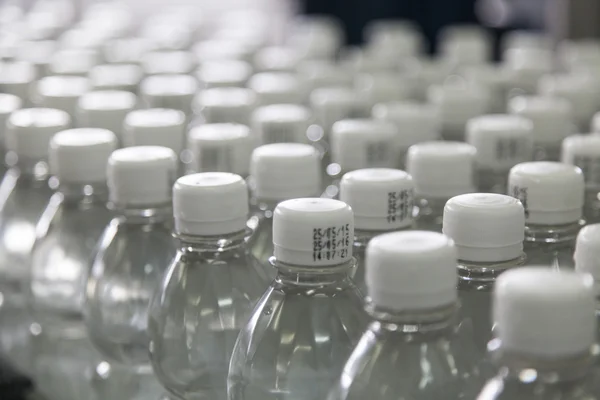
[
  {"x1": 457, "y1": 253, "x2": 527, "y2": 283},
  {"x1": 55, "y1": 180, "x2": 108, "y2": 206},
  {"x1": 110, "y1": 202, "x2": 172, "y2": 225},
  {"x1": 271, "y1": 257, "x2": 356, "y2": 287},
  {"x1": 7, "y1": 155, "x2": 50, "y2": 182},
  {"x1": 176, "y1": 229, "x2": 249, "y2": 253},
  {"x1": 354, "y1": 227, "x2": 410, "y2": 248},
  {"x1": 525, "y1": 220, "x2": 584, "y2": 244},
  {"x1": 365, "y1": 301, "x2": 458, "y2": 335},
  {"x1": 491, "y1": 340, "x2": 596, "y2": 384},
  {"x1": 416, "y1": 196, "x2": 448, "y2": 217}
]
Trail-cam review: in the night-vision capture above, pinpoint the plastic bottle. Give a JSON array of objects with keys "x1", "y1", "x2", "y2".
[
  {"x1": 574, "y1": 225, "x2": 600, "y2": 311},
  {"x1": 476, "y1": 267, "x2": 598, "y2": 400},
  {"x1": 0, "y1": 61, "x2": 36, "y2": 105},
  {"x1": 247, "y1": 143, "x2": 321, "y2": 273},
  {"x1": 355, "y1": 72, "x2": 412, "y2": 110},
  {"x1": 89, "y1": 64, "x2": 143, "y2": 93},
  {"x1": 562, "y1": 134, "x2": 600, "y2": 224},
  {"x1": 194, "y1": 87, "x2": 256, "y2": 126},
  {"x1": 297, "y1": 61, "x2": 353, "y2": 93},
  {"x1": 339, "y1": 168, "x2": 415, "y2": 292},
  {"x1": 49, "y1": 48, "x2": 98, "y2": 77},
  {"x1": 462, "y1": 64, "x2": 511, "y2": 113},
  {"x1": 442, "y1": 193, "x2": 526, "y2": 354},
  {"x1": 196, "y1": 60, "x2": 253, "y2": 90},
  {"x1": 508, "y1": 162, "x2": 585, "y2": 269},
  {"x1": 0, "y1": 93, "x2": 22, "y2": 175},
  {"x1": 29, "y1": 128, "x2": 117, "y2": 400},
  {"x1": 247, "y1": 72, "x2": 306, "y2": 107},
  {"x1": 406, "y1": 141, "x2": 477, "y2": 232},
  {"x1": 503, "y1": 48, "x2": 553, "y2": 95},
  {"x1": 77, "y1": 90, "x2": 137, "y2": 142},
  {"x1": 508, "y1": 95, "x2": 575, "y2": 161},
  {"x1": 325, "y1": 119, "x2": 398, "y2": 198},
  {"x1": 438, "y1": 25, "x2": 491, "y2": 68},
  {"x1": 148, "y1": 172, "x2": 268, "y2": 400},
  {"x1": 372, "y1": 101, "x2": 440, "y2": 168},
  {"x1": 140, "y1": 74, "x2": 197, "y2": 116},
  {"x1": 466, "y1": 114, "x2": 534, "y2": 193},
  {"x1": 251, "y1": 104, "x2": 311, "y2": 145},
  {"x1": 228, "y1": 198, "x2": 365, "y2": 400},
  {"x1": 253, "y1": 46, "x2": 301, "y2": 73},
  {"x1": 187, "y1": 123, "x2": 253, "y2": 177},
  {"x1": 328, "y1": 230, "x2": 481, "y2": 400},
  {"x1": 141, "y1": 50, "x2": 196, "y2": 76},
  {"x1": 427, "y1": 81, "x2": 491, "y2": 141},
  {"x1": 34, "y1": 76, "x2": 89, "y2": 116},
  {"x1": 85, "y1": 145, "x2": 177, "y2": 367}
]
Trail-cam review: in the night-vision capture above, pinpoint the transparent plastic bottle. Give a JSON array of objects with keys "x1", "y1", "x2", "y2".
[
  {"x1": 0, "y1": 93, "x2": 22, "y2": 176},
  {"x1": 123, "y1": 108, "x2": 187, "y2": 172},
  {"x1": 508, "y1": 162, "x2": 585, "y2": 269},
  {"x1": 140, "y1": 74, "x2": 197, "y2": 116},
  {"x1": 148, "y1": 172, "x2": 268, "y2": 400},
  {"x1": 29, "y1": 128, "x2": 117, "y2": 400},
  {"x1": 476, "y1": 267, "x2": 598, "y2": 400},
  {"x1": 247, "y1": 143, "x2": 321, "y2": 273},
  {"x1": 442, "y1": 193, "x2": 526, "y2": 355},
  {"x1": 34, "y1": 75, "x2": 90, "y2": 116},
  {"x1": 251, "y1": 104, "x2": 311, "y2": 145},
  {"x1": 466, "y1": 114, "x2": 534, "y2": 194},
  {"x1": 187, "y1": 124, "x2": 253, "y2": 177},
  {"x1": 538, "y1": 74, "x2": 599, "y2": 133},
  {"x1": 193, "y1": 87, "x2": 256, "y2": 126},
  {"x1": 339, "y1": 168, "x2": 415, "y2": 292},
  {"x1": 427, "y1": 81, "x2": 491, "y2": 141},
  {"x1": 508, "y1": 96, "x2": 575, "y2": 161},
  {"x1": 372, "y1": 101, "x2": 440, "y2": 169},
  {"x1": 0, "y1": 107, "x2": 70, "y2": 370},
  {"x1": 562, "y1": 134, "x2": 600, "y2": 224},
  {"x1": 89, "y1": 64, "x2": 143, "y2": 93},
  {"x1": 325, "y1": 119, "x2": 398, "y2": 198},
  {"x1": 228, "y1": 198, "x2": 366, "y2": 400},
  {"x1": 85, "y1": 146, "x2": 177, "y2": 370},
  {"x1": 574, "y1": 225, "x2": 600, "y2": 323},
  {"x1": 196, "y1": 60, "x2": 253, "y2": 90},
  {"x1": 328, "y1": 230, "x2": 482, "y2": 400},
  {"x1": 77, "y1": 90, "x2": 137, "y2": 143},
  {"x1": 406, "y1": 141, "x2": 477, "y2": 232}
]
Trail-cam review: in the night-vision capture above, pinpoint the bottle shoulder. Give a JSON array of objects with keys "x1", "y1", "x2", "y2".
[{"x1": 477, "y1": 374, "x2": 600, "y2": 400}]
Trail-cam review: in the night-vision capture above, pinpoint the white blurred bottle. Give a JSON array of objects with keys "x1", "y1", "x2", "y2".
[
  {"x1": 476, "y1": 268, "x2": 598, "y2": 400},
  {"x1": 339, "y1": 168, "x2": 415, "y2": 292},
  {"x1": 328, "y1": 231, "x2": 481, "y2": 400},
  {"x1": 508, "y1": 162, "x2": 585, "y2": 269},
  {"x1": 406, "y1": 141, "x2": 477, "y2": 232},
  {"x1": 466, "y1": 114, "x2": 534, "y2": 193}
]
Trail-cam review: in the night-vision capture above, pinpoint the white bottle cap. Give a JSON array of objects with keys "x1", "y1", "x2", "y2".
[
  {"x1": 0, "y1": 61, "x2": 37, "y2": 100},
  {"x1": 49, "y1": 128, "x2": 117, "y2": 183},
  {"x1": 35, "y1": 76, "x2": 90, "y2": 116},
  {"x1": 466, "y1": 114, "x2": 534, "y2": 171},
  {"x1": 103, "y1": 37, "x2": 157, "y2": 65},
  {"x1": 89, "y1": 64, "x2": 143, "y2": 92},
  {"x1": 427, "y1": 82, "x2": 491, "y2": 139},
  {"x1": 508, "y1": 162, "x2": 585, "y2": 225},
  {"x1": 366, "y1": 231, "x2": 457, "y2": 310},
  {"x1": 49, "y1": 48, "x2": 99, "y2": 77},
  {"x1": 364, "y1": 20, "x2": 423, "y2": 58},
  {"x1": 504, "y1": 48, "x2": 553, "y2": 95},
  {"x1": 502, "y1": 31, "x2": 551, "y2": 52},
  {"x1": 439, "y1": 25, "x2": 491, "y2": 66},
  {"x1": 593, "y1": 112, "x2": 600, "y2": 133},
  {"x1": 77, "y1": 90, "x2": 137, "y2": 139},
  {"x1": 15, "y1": 40, "x2": 57, "y2": 78},
  {"x1": 404, "y1": 58, "x2": 453, "y2": 101},
  {"x1": 0, "y1": 94, "x2": 22, "y2": 142},
  {"x1": 372, "y1": 101, "x2": 440, "y2": 149},
  {"x1": 494, "y1": 267, "x2": 596, "y2": 358},
  {"x1": 561, "y1": 134, "x2": 600, "y2": 189},
  {"x1": 406, "y1": 141, "x2": 476, "y2": 199},
  {"x1": 192, "y1": 40, "x2": 253, "y2": 63},
  {"x1": 188, "y1": 123, "x2": 252, "y2": 176},
  {"x1": 196, "y1": 60, "x2": 253, "y2": 89},
  {"x1": 196, "y1": 87, "x2": 256, "y2": 125},
  {"x1": 140, "y1": 74, "x2": 197, "y2": 114},
  {"x1": 538, "y1": 74, "x2": 600, "y2": 130},
  {"x1": 443, "y1": 193, "x2": 525, "y2": 262},
  {"x1": 330, "y1": 119, "x2": 398, "y2": 172},
  {"x1": 141, "y1": 50, "x2": 196, "y2": 75},
  {"x1": 508, "y1": 96, "x2": 574, "y2": 145},
  {"x1": 123, "y1": 108, "x2": 186, "y2": 154},
  {"x1": 462, "y1": 64, "x2": 511, "y2": 112},
  {"x1": 107, "y1": 146, "x2": 177, "y2": 207},
  {"x1": 250, "y1": 143, "x2": 321, "y2": 201},
  {"x1": 340, "y1": 168, "x2": 415, "y2": 231},
  {"x1": 6, "y1": 108, "x2": 71, "y2": 160},
  {"x1": 297, "y1": 60, "x2": 353, "y2": 91},
  {"x1": 273, "y1": 198, "x2": 354, "y2": 266},
  {"x1": 355, "y1": 72, "x2": 413, "y2": 107},
  {"x1": 173, "y1": 172, "x2": 248, "y2": 236},
  {"x1": 252, "y1": 104, "x2": 311, "y2": 144},
  {"x1": 310, "y1": 87, "x2": 364, "y2": 132},
  {"x1": 288, "y1": 15, "x2": 343, "y2": 60},
  {"x1": 253, "y1": 46, "x2": 300, "y2": 72},
  {"x1": 247, "y1": 72, "x2": 305, "y2": 106},
  {"x1": 575, "y1": 224, "x2": 600, "y2": 294}
]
